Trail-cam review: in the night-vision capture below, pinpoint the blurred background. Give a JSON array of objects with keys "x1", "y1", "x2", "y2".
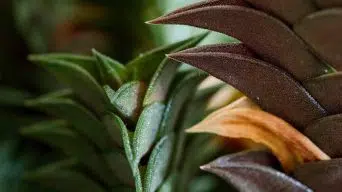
[{"x1": 0, "y1": 0, "x2": 235, "y2": 191}]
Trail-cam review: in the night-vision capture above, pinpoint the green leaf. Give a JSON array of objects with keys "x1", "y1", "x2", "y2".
[
  {"x1": 102, "y1": 112, "x2": 123, "y2": 147},
  {"x1": 158, "y1": 71, "x2": 207, "y2": 137},
  {"x1": 28, "y1": 57, "x2": 109, "y2": 116},
  {"x1": 109, "y1": 81, "x2": 146, "y2": 123},
  {"x1": 132, "y1": 103, "x2": 165, "y2": 164},
  {"x1": 111, "y1": 114, "x2": 143, "y2": 192},
  {"x1": 93, "y1": 49, "x2": 128, "y2": 89},
  {"x1": 126, "y1": 33, "x2": 208, "y2": 81},
  {"x1": 28, "y1": 53, "x2": 100, "y2": 83},
  {"x1": 36, "y1": 89, "x2": 74, "y2": 99},
  {"x1": 143, "y1": 33, "x2": 208, "y2": 106},
  {"x1": 144, "y1": 134, "x2": 175, "y2": 192},
  {"x1": 25, "y1": 98, "x2": 111, "y2": 151},
  {"x1": 157, "y1": 173, "x2": 177, "y2": 192},
  {"x1": 104, "y1": 151, "x2": 134, "y2": 186},
  {"x1": 0, "y1": 86, "x2": 31, "y2": 107},
  {"x1": 20, "y1": 120, "x2": 117, "y2": 187},
  {"x1": 25, "y1": 161, "x2": 105, "y2": 192}
]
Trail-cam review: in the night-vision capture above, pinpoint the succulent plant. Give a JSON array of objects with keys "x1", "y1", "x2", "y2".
[
  {"x1": 19, "y1": 33, "x2": 233, "y2": 192},
  {"x1": 148, "y1": 0, "x2": 342, "y2": 191}
]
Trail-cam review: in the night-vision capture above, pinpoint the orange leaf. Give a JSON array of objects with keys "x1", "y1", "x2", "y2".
[{"x1": 187, "y1": 102, "x2": 330, "y2": 172}]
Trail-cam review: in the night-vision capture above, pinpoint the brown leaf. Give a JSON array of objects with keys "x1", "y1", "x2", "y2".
[
  {"x1": 294, "y1": 9, "x2": 342, "y2": 70},
  {"x1": 245, "y1": 0, "x2": 316, "y2": 24},
  {"x1": 314, "y1": 0, "x2": 342, "y2": 8},
  {"x1": 150, "y1": 5, "x2": 330, "y2": 81},
  {"x1": 187, "y1": 106, "x2": 330, "y2": 172},
  {"x1": 201, "y1": 151, "x2": 313, "y2": 192},
  {"x1": 168, "y1": 52, "x2": 327, "y2": 129},
  {"x1": 305, "y1": 114, "x2": 342, "y2": 158}
]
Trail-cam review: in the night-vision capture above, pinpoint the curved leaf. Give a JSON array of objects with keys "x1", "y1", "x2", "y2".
[
  {"x1": 305, "y1": 114, "x2": 342, "y2": 158},
  {"x1": 28, "y1": 53, "x2": 100, "y2": 81},
  {"x1": 102, "y1": 112, "x2": 123, "y2": 147},
  {"x1": 201, "y1": 153, "x2": 312, "y2": 192},
  {"x1": 93, "y1": 49, "x2": 128, "y2": 88},
  {"x1": 143, "y1": 33, "x2": 207, "y2": 106},
  {"x1": 126, "y1": 33, "x2": 208, "y2": 81},
  {"x1": 158, "y1": 72, "x2": 207, "y2": 137},
  {"x1": 168, "y1": 52, "x2": 327, "y2": 128},
  {"x1": 245, "y1": 0, "x2": 316, "y2": 24},
  {"x1": 28, "y1": 57, "x2": 109, "y2": 115},
  {"x1": 144, "y1": 134, "x2": 175, "y2": 192},
  {"x1": 188, "y1": 107, "x2": 330, "y2": 172},
  {"x1": 150, "y1": 6, "x2": 330, "y2": 81},
  {"x1": 25, "y1": 98, "x2": 111, "y2": 150},
  {"x1": 294, "y1": 158, "x2": 342, "y2": 192},
  {"x1": 132, "y1": 103, "x2": 165, "y2": 164},
  {"x1": 294, "y1": 8, "x2": 342, "y2": 70},
  {"x1": 179, "y1": 43, "x2": 255, "y2": 57},
  {"x1": 110, "y1": 81, "x2": 146, "y2": 123},
  {"x1": 20, "y1": 121, "x2": 117, "y2": 186},
  {"x1": 206, "y1": 85, "x2": 242, "y2": 111},
  {"x1": 305, "y1": 73, "x2": 342, "y2": 114},
  {"x1": 105, "y1": 151, "x2": 134, "y2": 186}
]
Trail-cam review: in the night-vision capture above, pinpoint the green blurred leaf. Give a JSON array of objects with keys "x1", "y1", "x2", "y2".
[
  {"x1": 104, "y1": 151, "x2": 134, "y2": 186},
  {"x1": 93, "y1": 49, "x2": 128, "y2": 89},
  {"x1": 126, "y1": 33, "x2": 208, "y2": 81},
  {"x1": 102, "y1": 112, "x2": 123, "y2": 147},
  {"x1": 144, "y1": 134, "x2": 175, "y2": 192},
  {"x1": 28, "y1": 57, "x2": 109, "y2": 115},
  {"x1": 25, "y1": 98, "x2": 111, "y2": 151},
  {"x1": 132, "y1": 103, "x2": 165, "y2": 165}
]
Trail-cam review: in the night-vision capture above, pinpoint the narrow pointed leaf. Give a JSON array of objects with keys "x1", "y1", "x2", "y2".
[
  {"x1": 151, "y1": 6, "x2": 330, "y2": 81},
  {"x1": 168, "y1": 52, "x2": 327, "y2": 128},
  {"x1": 294, "y1": 9, "x2": 342, "y2": 70},
  {"x1": 25, "y1": 98, "x2": 111, "y2": 150},
  {"x1": 305, "y1": 73, "x2": 342, "y2": 114},
  {"x1": 126, "y1": 33, "x2": 208, "y2": 81},
  {"x1": 144, "y1": 134, "x2": 175, "y2": 192},
  {"x1": 314, "y1": 0, "x2": 342, "y2": 8},
  {"x1": 201, "y1": 154, "x2": 312, "y2": 192},
  {"x1": 20, "y1": 121, "x2": 117, "y2": 186},
  {"x1": 143, "y1": 33, "x2": 207, "y2": 106},
  {"x1": 110, "y1": 81, "x2": 146, "y2": 123},
  {"x1": 294, "y1": 158, "x2": 342, "y2": 192},
  {"x1": 93, "y1": 49, "x2": 128, "y2": 88},
  {"x1": 305, "y1": 114, "x2": 342, "y2": 158},
  {"x1": 25, "y1": 167, "x2": 105, "y2": 192},
  {"x1": 28, "y1": 53, "x2": 100, "y2": 81},
  {"x1": 37, "y1": 89, "x2": 74, "y2": 99},
  {"x1": 28, "y1": 57, "x2": 109, "y2": 115},
  {"x1": 159, "y1": 72, "x2": 207, "y2": 137},
  {"x1": 245, "y1": 0, "x2": 316, "y2": 24},
  {"x1": 133, "y1": 103, "x2": 165, "y2": 164},
  {"x1": 188, "y1": 107, "x2": 330, "y2": 172}
]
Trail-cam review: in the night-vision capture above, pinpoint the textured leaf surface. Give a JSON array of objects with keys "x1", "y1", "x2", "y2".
[
  {"x1": 294, "y1": 158, "x2": 342, "y2": 192},
  {"x1": 245, "y1": 0, "x2": 316, "y2": 24},
  {"x1": 305, "y1": 73, "x2": 342, "y2": 114},
  {"x1": 168, "y1": 52, "x2": 327, "y2": 128},
  {"x1": 29, "y1": 57, "x2": 109, "y2": 115},
  {"x1": 143, "y1": 33, "x2": 207, "y2": 106},
  {"x1": 110, "y1": 81, "x2": 146, "y2": 122},
  {"x1": 133, "y1": 103, "x2": 165, "y2": 164},
  {"x1": 25, "y1": 98, "x2": 111, "y2": 150},
  {"x1": 144, "y1": 134, "x2": 174, "y2": 192},
  {"x1": 188, "y1": 106, "x2": 330, "y2": 172},
  {"x1": 126, "y1": 34, "x2": 207, "y2": 81},
  {"x1": 305, "y1": 114, "x2": 342, "y2": 158},
  {"x1": 201, "y1": 152, "x2": 312, "y2": 192},
  {"x1": 294, "y1": 9, "x2": 342, "y2": 70},
  {"x1": 158, "y1": 72, "x2": 207, "y2": 137},
  {"x1": 151, "y1": 6, "x2": 330, "y2": 81},
  {"x1": 93, "y1": 49, "x2": 127, "y2": 88},
  {"x1": 180, "y1": 43, "x2": 255, "y2": 57}
]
